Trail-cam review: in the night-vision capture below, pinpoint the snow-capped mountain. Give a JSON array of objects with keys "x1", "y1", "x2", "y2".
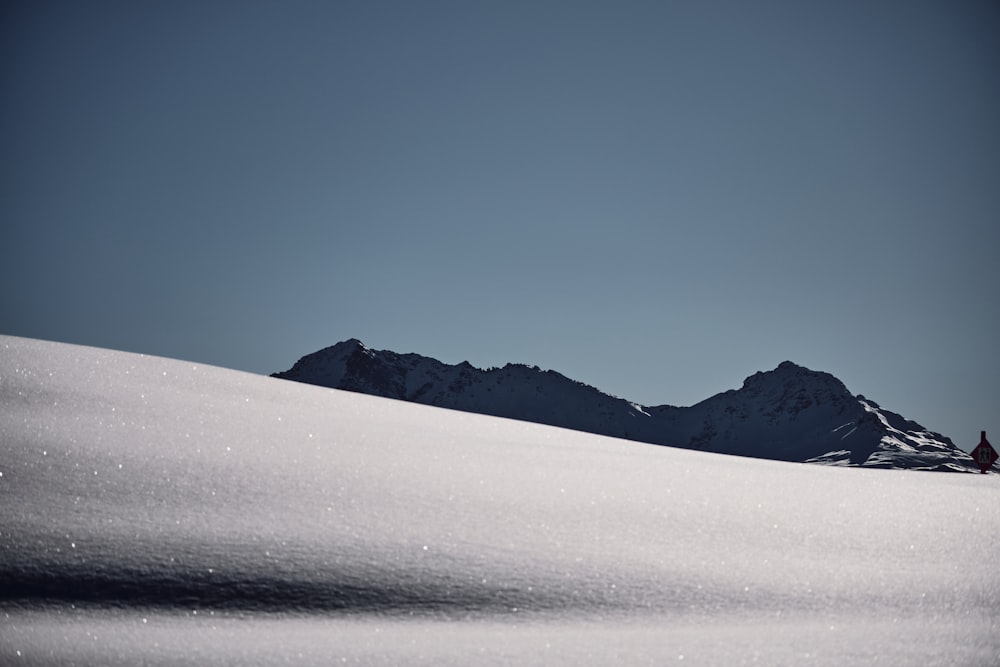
[{"x1": 274, "y1": 340, "x2": 975, "y2": 472}]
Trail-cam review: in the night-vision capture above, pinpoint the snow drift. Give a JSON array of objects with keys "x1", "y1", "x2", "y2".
[{"x1": 1, "y1": 336, "x2": 998, "y2": 665}]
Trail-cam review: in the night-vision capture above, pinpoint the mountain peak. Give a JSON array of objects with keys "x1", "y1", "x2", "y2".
[
  {"x1": 739, "y1": 361, "x2": 852, "y2": 404},
  {"x1": 752, "y1": 360, "x2": 831, "y2": 379},
  {"x1": 337, "y1": 338, "x2": 369, "y2": 354}
]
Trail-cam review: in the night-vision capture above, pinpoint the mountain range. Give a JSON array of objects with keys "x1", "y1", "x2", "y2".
[{"x1": 273, "y1": 339, "x2": 976, "y2": 472}]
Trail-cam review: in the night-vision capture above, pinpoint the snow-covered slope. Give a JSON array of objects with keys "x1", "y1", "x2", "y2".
[
  {"x1": 2, "y1": 336, "x2": 998, "y2": 666},
  {"x1": 275, "y1": 340, "x2": 974, "y2": 471}
]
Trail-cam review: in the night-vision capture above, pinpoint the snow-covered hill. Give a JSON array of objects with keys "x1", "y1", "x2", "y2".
[
  {"x1": 274, "y1": 340, "x2": 975, "y2": 472},
  {"x1": 2, "y1": 336, "x2": 998, "y2": 666}
]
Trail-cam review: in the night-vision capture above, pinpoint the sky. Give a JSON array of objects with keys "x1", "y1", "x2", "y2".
[{"x1": 2, "y1": 1, "x2": 998, "y2": 452}]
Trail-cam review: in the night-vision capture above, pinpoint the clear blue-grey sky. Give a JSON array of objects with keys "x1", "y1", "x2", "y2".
[{"x1": 2, "y1": 1, "x2": 998, "y2": 451}]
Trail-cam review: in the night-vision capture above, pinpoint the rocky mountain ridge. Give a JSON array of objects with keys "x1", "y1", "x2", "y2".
[{"x1": 273, "y1": 339, "x2": 976, "y2": 472}]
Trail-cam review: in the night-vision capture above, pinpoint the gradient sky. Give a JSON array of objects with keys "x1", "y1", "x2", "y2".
[{"x1": 3, "y1": 1, "x2": 998, "y2": 451}]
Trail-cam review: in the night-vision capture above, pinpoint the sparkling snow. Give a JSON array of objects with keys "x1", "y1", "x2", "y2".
[{"x1": 1, "y1": 336, "x2": 998, "y2": 665}]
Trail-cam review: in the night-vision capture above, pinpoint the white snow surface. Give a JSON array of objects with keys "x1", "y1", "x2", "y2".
[{"x1": 1, "y1": 336, "x2": 998, "y2": 665}]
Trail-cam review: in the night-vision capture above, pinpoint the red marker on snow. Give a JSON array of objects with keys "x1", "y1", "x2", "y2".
[{"x1": 970, "y1": 431, "x2": 998, "y2": 474}]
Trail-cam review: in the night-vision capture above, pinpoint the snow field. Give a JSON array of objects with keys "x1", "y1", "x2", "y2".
[{"x1": 1, "y1": 336, "x2": 998, "y2": 665}]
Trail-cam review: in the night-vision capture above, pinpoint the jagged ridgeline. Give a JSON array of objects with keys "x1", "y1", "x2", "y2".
[{"x1": 273, "y1": 340, "x2": 975, "y2": 472}]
